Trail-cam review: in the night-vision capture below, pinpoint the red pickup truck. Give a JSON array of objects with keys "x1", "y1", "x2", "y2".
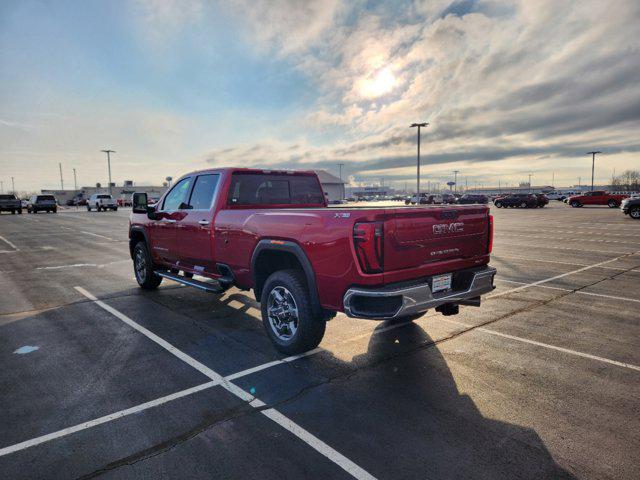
[
  {"x1": 129, "y1": 168, "x2": 496, "y2": 353},
  {"x1": 567, "y1": 191, "x2": 628, "y2": 208}
]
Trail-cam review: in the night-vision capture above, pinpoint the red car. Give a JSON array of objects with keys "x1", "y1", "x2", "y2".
[
  {"x1": 129, "y1": 168, "x2": 496, "y2": 353},
  {"x1": 567, "y1": 191, "x2": 628, "y2": 208}
]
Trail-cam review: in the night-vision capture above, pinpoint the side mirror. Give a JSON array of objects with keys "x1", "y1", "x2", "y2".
[{"x1": 132, "y1": 192, "x2": 148, "y2": 214}]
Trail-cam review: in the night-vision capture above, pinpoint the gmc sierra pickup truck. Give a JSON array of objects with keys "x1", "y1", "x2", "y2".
[{"x1": 129, "y1": 168, "x2": 496, "y2": 354}]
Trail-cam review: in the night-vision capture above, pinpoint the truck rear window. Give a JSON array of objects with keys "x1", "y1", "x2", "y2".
[
  {"x1": 0, "y1": 195, "x2": 17, "y2": 200},
  {"x1": 37, "y1": 195, "x2": 55, "y2": 201},
  {"x1": 97, "y1": 195, "x2": 112, "y2": 199},
  {"x1": 228, "y1": 173, "x2": 324, "y2": 206}
]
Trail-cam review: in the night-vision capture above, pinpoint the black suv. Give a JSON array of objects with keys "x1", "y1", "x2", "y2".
[
  {"x1": 457, "y1": 194, "x2": 488, "y2": 204},
  {"x1": 493, "y1": 193, "x2": 537, "y2": 208},
  {"x1": 27, "y1": 194, "x2": 57, "y2": 213},
  {"x1": 622, "y1": 197, "x2": 640, "y2": 219},
  {"x1": 0, "y1": 194, "x2": 22, "y2": 214}
]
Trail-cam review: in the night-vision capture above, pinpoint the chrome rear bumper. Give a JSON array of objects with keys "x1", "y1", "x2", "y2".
[{"x1": 343, "y1": 266, "x2": 497, "y2": 319}]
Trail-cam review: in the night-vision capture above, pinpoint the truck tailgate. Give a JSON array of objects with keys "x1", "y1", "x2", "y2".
[{"x1": 384, "y1": 206, "x2": 489, "y2": 272}]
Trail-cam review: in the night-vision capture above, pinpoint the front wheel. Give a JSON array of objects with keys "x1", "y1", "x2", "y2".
[
  {"x1": 261, "y1": 269, "x2": 326, "y2": 355},
  {"x1": 520, "y1": 202, "x2": 528, "y2": 208},
  {"x1": 494, "y1": 201, "x2": 502, "y2": 208},
  {"x1": 570, "y1": 201, "x2": 581, "y2": 208},
  {"x1": 629, "y1": 206, "x2": 640, "y2": 219},
  {"x1": 133, "y1": 242, "x2": 162, "y2": 289},
  {"x1": 608, "y1": 200, "x2": 618, "y2": 208}
]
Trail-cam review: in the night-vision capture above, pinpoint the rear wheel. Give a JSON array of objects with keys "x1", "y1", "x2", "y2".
[
  {"x1": 494, "y1": 201, "x2": 502, "y2": 208},
  {"x1": 570, "y1": 201, "x2": 581, "y2": 208},
  {"x1": 608, "y1": 200, "x2": 618, "y2": 208},
  {"x1": 520, "y1": 202, "x2": 527, "y2": 208},
  {"x1": 629, "y1": 206, "x2": 640, "y2": 219},
  {"x1": 133, "y1": 242, "x2": 162, "y2": 289},
  {"x1": 261, "y1": 269, "x2": 326, "y2": 354},
  {"x1": 87, "y1": 206, "x2": 91, "y2": 211}
]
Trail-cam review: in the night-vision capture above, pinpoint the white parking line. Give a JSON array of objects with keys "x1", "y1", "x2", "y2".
[
  {"x1": 81, "y1": 231, "x2": 115, "y2": 241},
  {"x1": 488, "y1": 251, "x2": 640, "y2": 299},
  {"x1": 499, "y1": 233, "x2": 640, "y2": 245},
  {"x1": 498, "y1": 278, "x2": 640, "y2": 304},
  {"x1": 441, "y1": 318, "x2": 640, "y2": 372},
  {"x1": 72, "y1": 287, "x2": 376, "y2": 480},
  {"x1": 0, "y1": 235, "x2": 19, "y2": 252},
  {"x1": 492, "y1": 254, "x2": 636, "y2": 272}
]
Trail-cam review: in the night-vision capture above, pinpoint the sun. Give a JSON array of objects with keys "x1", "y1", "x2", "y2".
[{"x1": 358, "y1": 67, "x2": 397, "y2": 99}]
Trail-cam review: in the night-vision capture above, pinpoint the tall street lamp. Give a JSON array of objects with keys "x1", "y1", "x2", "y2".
[
  {"x1": 410, "y1": 122, "x2": 428, "y2": 198},
  {"x1": 101, "y1": 149, "x2": 116, "y2": 195},
  {"x1": 586, "y1": 151, "x2": 601, "y2": 192}
]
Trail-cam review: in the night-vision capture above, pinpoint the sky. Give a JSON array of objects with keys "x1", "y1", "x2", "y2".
[{"x1": 1, "y1": 0, "x2": 639, "y2": 193}]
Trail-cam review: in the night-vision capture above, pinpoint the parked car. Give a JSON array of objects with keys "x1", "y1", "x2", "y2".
[
  {"x1": 0, "y1": 194, "x2": 22, "y2": 214},
  {"x1": 493, "y1": 193, "x2": 537, "y2": 208},
  {"x1": 533, "y1": 194, "x2": 549, "y2": 208},
  {"x1": 129, "y1": 168, "x2": 496, "y2": 354},
  {"x1": 442, "y1": 193, "x2": 457, "y2": 204},
  {"x1": 27, "y1": 194, "x2": 57, "y2": 213},
  {"x1": 457, "y1": 194, "x2": 488, "y2": 204},
  {"x1": 567, "y1": 191, "x2": 628, "y2": 208},
  {"x1": 408, "y1": 193, "x2": 443, "y2": 205},
  {"x1": 87, "y1": 194, "x2": 118, "y2": 211},
  {"x1": 118, "y1": 197, "x2": 133, "y2": 207},
  {"x1": 621, "y1": 197, "x2": 640, "y2": 219}
]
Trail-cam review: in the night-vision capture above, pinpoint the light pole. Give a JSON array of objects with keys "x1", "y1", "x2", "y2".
[
  {"x1": 0, "y1": 181, "x2": 3, "y2": 193},
  {"x1": 11, "y1": 177, "x2": 15, "y2": 194},
  {"x1": 337, "y1": 163, "x2": 344, "y2": 181},
  {"x1": 586, "y1": 151, "x2": 601, "y2": 192},
  {"x1": 101, "y1": 149, "x2": 116, "y2": 195},
  {"x1": 410, "y1": 122, "x2": 428, "y2": 197},
  {"x1": 73, "y1": 168, "x2": 78, "y2": 191},
  {"x1": 59, "y1": 163, "x2": 64, "y2": 190},
  {"x1": 528, "y1": 173, "x2": 532, "y2": 192},
  {"x1": 453, "y1": 170, "x2": 459, "y2": 193}
]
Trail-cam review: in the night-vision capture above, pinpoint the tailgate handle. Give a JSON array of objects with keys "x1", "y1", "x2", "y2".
[{"x1": 198, "y1": 220, "x2": 210, "y2": 226}]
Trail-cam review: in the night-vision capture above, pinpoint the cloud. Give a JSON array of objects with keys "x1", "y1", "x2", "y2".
[{"x1": 206, "y1": 0, "x2": 640, "y2": 186}]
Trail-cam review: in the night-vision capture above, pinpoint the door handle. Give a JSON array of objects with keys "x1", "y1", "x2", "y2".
[
  {"x1": 162, "y1": 218, "x2": 177, "y2": 223},
  {"x1": 198, "y1": 220, "x2": 210, "y2": 226}
]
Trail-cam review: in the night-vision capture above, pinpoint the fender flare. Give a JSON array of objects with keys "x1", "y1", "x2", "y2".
[
  {"x1": 251, "y1": 239, "x2": 321, "y2": 315},
  {"x1": 129, "y1": 226, "x2": 150, "y2": 259}
]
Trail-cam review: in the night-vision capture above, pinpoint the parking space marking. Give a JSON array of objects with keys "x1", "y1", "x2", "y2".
[
  {"x1": 499, "y1": 232, "x2": 640, "y2": 246},
  {"x1": 498, "y1": 278, "x2": 640, "y2": 303},
  {"x1": 0, "y1": 381, "x2": 219, "y2": 457},
  {"x1": 0, "y1": 234, "x2": 19, "y2": 252},
  {"x1": 488, "y1": 251, "x2": 640, "y2": 299},
  {"x1": 492, "y1": 242, "x2": 628, "y2": 255},
  {"x1": 81, "y1": 231, "x2": 115, "y2": 241},
  {"x1": 73, "y1": 287, "x2": 376, "y2": 480},
  {"x1": 492, "y1": 254, "x2": 637, "y2": 272},
  {"x1": 441, "y1": 318, "x2": 640, "y2": 372}
]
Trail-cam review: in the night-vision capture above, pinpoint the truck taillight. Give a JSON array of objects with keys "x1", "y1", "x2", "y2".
[
  {"x1": 353, "y1": 221, "x2": 384, "y2": 273},
  {"x1": 488, "y1": 214, "x2": 494, "y2": 253}
]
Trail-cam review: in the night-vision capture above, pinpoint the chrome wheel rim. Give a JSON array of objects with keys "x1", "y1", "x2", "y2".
[
  {"x1": 631, "y1": 209, "x2": 640, "y2": 218},
  {"x1": 267, "y1": 286, "x2": 299, "y2": 341},
  {"x1": 134, "y1": 248, "x2": 147, "y2": 283}
]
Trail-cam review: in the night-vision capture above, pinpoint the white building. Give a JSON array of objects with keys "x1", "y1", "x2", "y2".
[{"x1": 315, "y1": 170, "x2": 346, "y2": 202}]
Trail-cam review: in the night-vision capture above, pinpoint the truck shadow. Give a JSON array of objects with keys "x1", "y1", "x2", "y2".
[{"x1": 205, "y1": 291, "x2": 577, "y2": 479}]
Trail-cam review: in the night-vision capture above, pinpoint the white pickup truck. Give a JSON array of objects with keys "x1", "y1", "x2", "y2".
[{"x1": 87, "y1": 194, "x2": 118, "y2": 212}]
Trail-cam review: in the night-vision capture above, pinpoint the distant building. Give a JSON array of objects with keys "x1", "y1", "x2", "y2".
[
  {"x1": 42, "y1": 182, "x2": 167, "y2": 205},
  {"x1": 346, "y1": 186, "x2": 393, "y2": 198},
  {"x1": 314, "y1": 170, "x2": 345, "y2": 202}
]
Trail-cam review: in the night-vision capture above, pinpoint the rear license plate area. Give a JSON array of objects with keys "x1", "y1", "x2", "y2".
[{"x1": 431, "y1": 273, "x2": 452, "y2": 293}]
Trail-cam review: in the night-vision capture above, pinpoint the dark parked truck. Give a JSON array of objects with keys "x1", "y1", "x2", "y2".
[
  {"x1": 129, "y1": 169, "x2": 496, "y2": 353},
  {"x1": 0, "y1": 194, "x2": 22, "y2": 214}
]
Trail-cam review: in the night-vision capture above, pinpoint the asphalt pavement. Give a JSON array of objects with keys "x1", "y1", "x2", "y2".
[{"x1": 0, "y1": 202, "x2": 639, "y2": 479}]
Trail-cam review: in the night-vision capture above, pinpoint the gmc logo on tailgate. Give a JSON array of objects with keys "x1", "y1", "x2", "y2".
[{"x1": 433, "y1": 222, "x2": 464, "y2": 234}]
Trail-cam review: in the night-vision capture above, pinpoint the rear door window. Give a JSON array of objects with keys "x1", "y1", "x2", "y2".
[
  {"x1": 188, "y1": 174, "x2": 220, "y2": 210},
  {"x1": 228, "y1": 173, "x2": 324, "y2": 205}
]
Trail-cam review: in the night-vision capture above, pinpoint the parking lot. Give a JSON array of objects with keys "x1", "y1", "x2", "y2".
[{"x1": 1, "y1": 202, "x2": 639, "y2": 479}]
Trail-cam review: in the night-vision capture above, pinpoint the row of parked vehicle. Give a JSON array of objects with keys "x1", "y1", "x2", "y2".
[
  {"x1": 0, "y1": 193, "x2": 127, "y2": 214},
  {"x1": 493, "y1": 193, "x2": 548, "y2": 208},
  {"x1": 404, "y1": 193, "x2": 489, "y2": 205}
]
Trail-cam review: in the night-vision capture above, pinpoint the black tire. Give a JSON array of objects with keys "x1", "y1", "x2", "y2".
[
  {"x1": 87, "y1": 206, "x2": 91, "y2": 211},
  {"x1": 494, "y1": 201, "x2": 502, "y2": 208},
  {"x1": 260, "y1": 269, "x2": 326, "y2": 354},
  {"x1": 608, "y1": 200, "x2": 618, "y2": 208},
  {"x1": 520, "y1": 202, "x2": 527, "y2": 208},
  {"x1": 18, "y1": 209, "x2": 22, "y2": 214},
  {"x1": 133, "y1": 241, "x2": 162, "y2": 290},
  {"x1": 570, "y1": 201, "x2": 581, "y2": 208},
  {"x1": 11, "y1": 210, "x2": 15, "y2": 214},
  {"x1": 113, "y1": 207, "x2": 118, "y2": 211},
  {"x1": 629, "y1": 206, "x2": 640, "y2": 219}
]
